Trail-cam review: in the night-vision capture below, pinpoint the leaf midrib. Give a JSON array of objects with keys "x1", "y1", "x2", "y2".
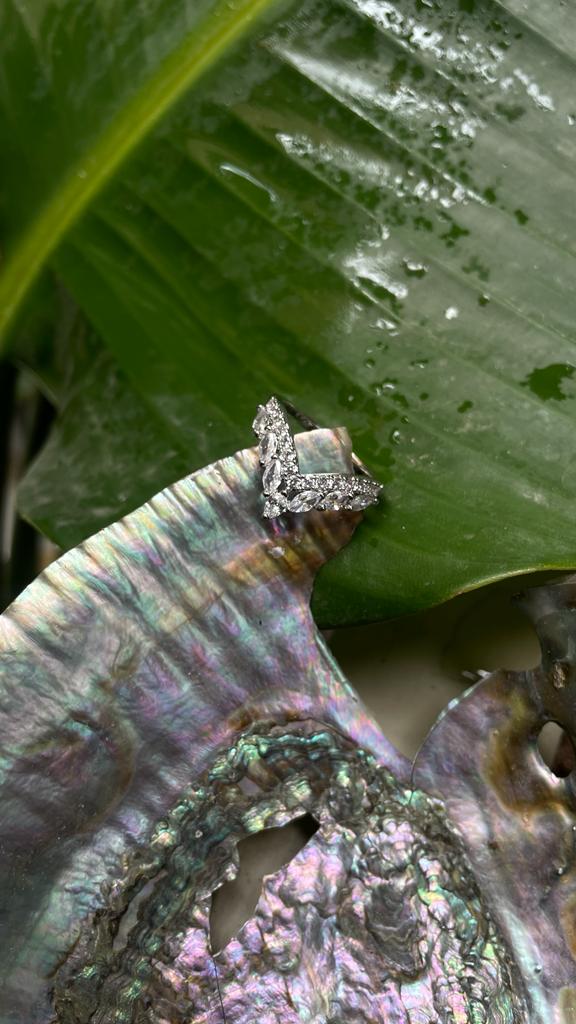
[{"x1": 0, "y1": 0, "x2": 284, "y2": 347}]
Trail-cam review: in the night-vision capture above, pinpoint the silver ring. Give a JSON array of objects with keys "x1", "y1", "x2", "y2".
[{"x1": 252, "y1": 396, "x2": 383, "y2": 518}]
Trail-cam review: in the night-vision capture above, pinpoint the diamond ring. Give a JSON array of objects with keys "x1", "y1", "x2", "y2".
[{"x1": 252, "y1": 397, "x2": 383, "y2": 518}]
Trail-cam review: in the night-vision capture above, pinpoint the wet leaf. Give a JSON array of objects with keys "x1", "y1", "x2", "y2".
[{"x1": 3, "y1": 0, "x2": 576, "y2": 624}]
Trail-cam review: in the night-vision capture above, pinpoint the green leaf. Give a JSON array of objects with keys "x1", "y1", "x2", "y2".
[
  {"x1": 0, "y1": 0, "x2": 286, "y2": 337},
  {"x1": 4, "y1": 0, "x2": 576, "y2": 625}
]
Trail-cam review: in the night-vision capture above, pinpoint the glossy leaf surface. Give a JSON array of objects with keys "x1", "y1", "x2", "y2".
[{"x1": 3, "y1": 0, "x2": 576, "y2": 624}]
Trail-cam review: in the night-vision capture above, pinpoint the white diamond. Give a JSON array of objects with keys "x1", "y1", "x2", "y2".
[
  {"x1": 288, "y1": 490, "x2": 321, "y2": 512},
  {"x1": 252, "y1": 405, "x2": 268, "y2": 434},
  {"x1": 347, "y1": 493, "x2": 373, "y2": 510},
  {"x1": 260, "y1": 431, "x2": 278, "y2": 464},
  {"x1": 264, "y1": 500, "x2": 283, "y2": 518},
  {"x1": 319, "y1": 488, "x2": 348, "y2": 510},
  {"x1": 262, "y1": 459, "x2": 282, "y2": 494}
]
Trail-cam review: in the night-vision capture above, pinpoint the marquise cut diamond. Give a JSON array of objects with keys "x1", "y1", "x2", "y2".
[
  {"x1": 319, "y1": 489, "x2": 348, "y2": 511},
  {"x1": 252, "y1": 405, "x2": 268, "y2": 433},
  {"x1": 288, "y1": 490, "x2": 321, "y2": 513},
  {"x1": 262, "y1": 459, "x2": 282, "y2": 494},
  {"x1": 260, "y1": 431, "x2": 278, "y2": 464},
  {"x1": 348, "y1": 494, "x2": 373, "y2": 510}
]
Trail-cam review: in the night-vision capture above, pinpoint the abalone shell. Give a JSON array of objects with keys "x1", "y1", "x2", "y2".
[{"x1": 0, "y1": 426, "x2": 574, "y2": 1022}]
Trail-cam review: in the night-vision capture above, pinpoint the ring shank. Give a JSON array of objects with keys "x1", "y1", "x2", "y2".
[{"x1": 277, "y1": 397, "x2": 374, "y2": 480}]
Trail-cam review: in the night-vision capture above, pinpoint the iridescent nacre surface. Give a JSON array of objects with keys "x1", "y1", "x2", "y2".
[
  {"x1": 0, "y1": 428, "x2": 398, "y2": 1023},
  {"x1": 54, "y1": 725, "x2": 523, "y2": 1023},
  {"x1": 0, "y1": 426, "x2": 574, "y2": 1022},
  {"x1": 414, "y1": 579, "x2": 576, "y2": 1024}
]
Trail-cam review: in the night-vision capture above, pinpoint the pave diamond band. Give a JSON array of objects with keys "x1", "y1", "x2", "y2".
[{"x1": 252, "y1": 397, "x2": 383, "y2": 518}]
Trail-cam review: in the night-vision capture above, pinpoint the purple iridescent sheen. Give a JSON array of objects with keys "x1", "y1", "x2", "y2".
[{"x1": 0, "y1": 428, "x2": 573, "y2": 1022}]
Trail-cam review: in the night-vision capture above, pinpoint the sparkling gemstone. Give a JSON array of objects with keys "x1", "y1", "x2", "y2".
[
  {"x1": 347, "y1": 493, "x2": 373, "y2": 510},
  {"x1": 260, "y1": 431, "x2": 278, "y2": 464},
  {"x1": 288, "y1": 490, "x2": 321, "y2": 513},
  {"x1": 262, "y1": 459, "x2": 282, "y2": 494},
  {"x1": 319, "y1": 489, "x2": 348, "y2": 511},
  {"x1": 252, "y1": 405, "x2": 268, "y2": 433},
  {"x1": 264, "y1": 500, "x2": 283, "y2": 518}
]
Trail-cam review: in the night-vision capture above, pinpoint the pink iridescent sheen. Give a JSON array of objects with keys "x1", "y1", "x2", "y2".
[{"x1": 0, "y1": 429, "x2": 574, "y2": 1023}]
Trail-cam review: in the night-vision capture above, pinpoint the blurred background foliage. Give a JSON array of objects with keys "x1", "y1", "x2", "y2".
[{"x1": 1, "y1": 0, "x2": 576, "y2": 624}]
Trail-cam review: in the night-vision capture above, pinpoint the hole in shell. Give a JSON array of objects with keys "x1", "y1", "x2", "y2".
[
  {"x1": 537, "y1": 722, "x2": 576, "y2": 778},
  {"x1": 328, "y1": 573, "x2": 544, "y2": 758},
  {"x1": 209, "y1": 812, "x2": 319, "y2": 953}
]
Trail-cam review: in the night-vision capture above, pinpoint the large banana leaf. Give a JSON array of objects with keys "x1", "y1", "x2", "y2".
[{"x1": 2, "y1": 0, "x2": 576, "y2": 626}]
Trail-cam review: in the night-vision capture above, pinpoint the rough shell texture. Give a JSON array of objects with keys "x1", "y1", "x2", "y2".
[
  {"x1": 0, "y1": 428, "x2": 574, "y2": 1022},
  {"x1": 53, "y1": 725, "x2": 524, "y2": 1023},
  {"x1": 0, "y1": 428, "x2": 399, "y2": 1024},
  {"x1": 414, "y1": 579, "x2": 576, "y2": 1024}
]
